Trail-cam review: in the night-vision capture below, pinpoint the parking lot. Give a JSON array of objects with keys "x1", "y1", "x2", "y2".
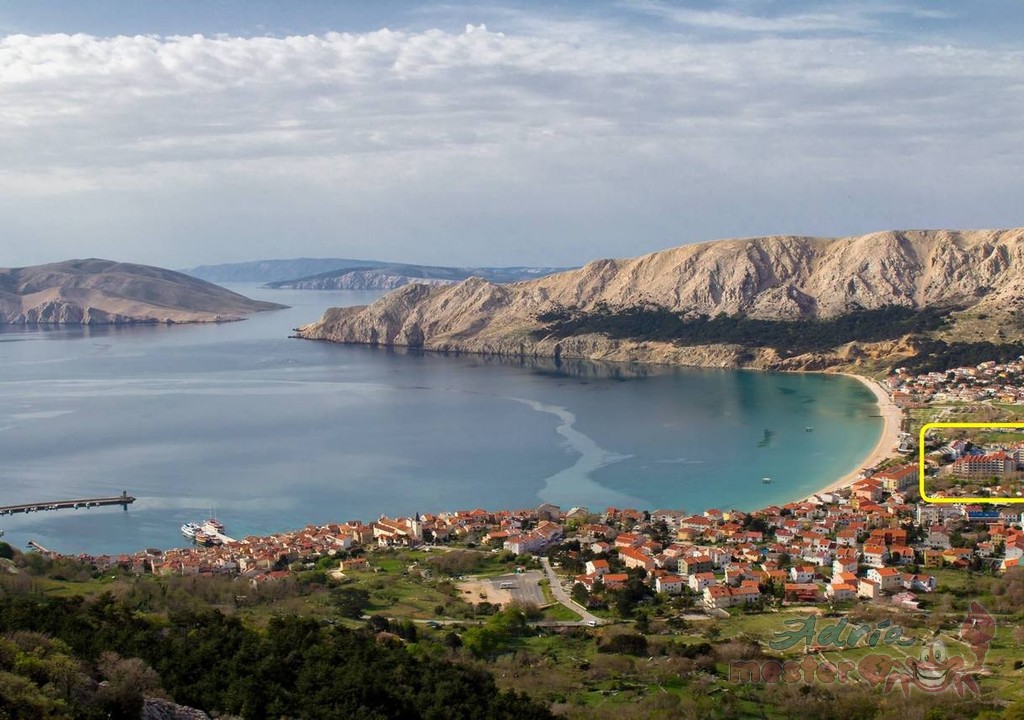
[{"x1": 458, "y1": 570, "x2": 545, "y2": 607}]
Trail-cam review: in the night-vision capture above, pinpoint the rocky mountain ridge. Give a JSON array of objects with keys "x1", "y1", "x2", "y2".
[
  {"x1": 296, "y1": 228, "x2": 1024, "y2": 370},
  {"x1": 265, "y1": 264, "x2": 569, "y2": 291},
  {"x1": 184, "y1": 257, "x2": 570, "y2": 288},
  {"x1": 0, "y1": 259, "x2": 285, "y2": 324}
]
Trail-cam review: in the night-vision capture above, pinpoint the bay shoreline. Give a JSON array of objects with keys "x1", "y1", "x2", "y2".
[
  {"x1": 296, "y1": 336, "x2": 907, "y2": 506},
  {"x1": 806, "y1": 372, "x2": 904, "y2": 498}
]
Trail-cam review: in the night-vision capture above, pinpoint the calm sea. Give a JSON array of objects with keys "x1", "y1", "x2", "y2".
[{"x1": 0, "y1": 285, "x2": 881, "y2": 555}]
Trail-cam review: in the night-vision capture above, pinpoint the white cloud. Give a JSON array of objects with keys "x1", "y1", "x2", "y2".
[
  {"x1": 621, "y1": 1, "x2": 960, "y2": 35},
  {"x1": 0, "y1": 17, "x2": 1021, "y2": 267},
  {"x1": 622, "y1": 2, "x2": 862, "y2": 34}
]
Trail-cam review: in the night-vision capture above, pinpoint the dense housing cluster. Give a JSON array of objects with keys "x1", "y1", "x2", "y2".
[
  {"x1": 54, "y1": 479, "x2": 1024, "y2": 617},
  {"x1": 889, "y1": 358, "x2": 1024, "y2": 405}
]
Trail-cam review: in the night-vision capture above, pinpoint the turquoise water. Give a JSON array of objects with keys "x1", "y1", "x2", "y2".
[{"x1": 0, "y1": 285, "x2": 881, "y2": 555}]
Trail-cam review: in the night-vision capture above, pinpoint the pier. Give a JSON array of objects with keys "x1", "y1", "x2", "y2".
[
  {"x1": 200, "y1": 520, "x2": 237, "y2": 545},
  {"x1": 0, "y1": 491, "x2": 135, "y2": 516}
]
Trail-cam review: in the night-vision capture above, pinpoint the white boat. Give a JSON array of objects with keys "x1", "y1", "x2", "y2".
[
  {"x1": 202, "y1": 517, "x2": 224, "y2": 535},
  {"x1": 181, "y1": 522, "x2": 202, "y2": 539}
]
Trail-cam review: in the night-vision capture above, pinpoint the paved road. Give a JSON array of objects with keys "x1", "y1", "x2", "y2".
[
  {"x1": 403, "y1": 618, "x2": 594, "y2": 628},
  {"x1": 539, "y1": 557, "x2": 605, "y2": 625}
]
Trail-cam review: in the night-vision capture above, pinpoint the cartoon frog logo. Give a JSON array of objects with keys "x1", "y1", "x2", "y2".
[
  {"x1": 905, "y1": 639, "x2": 966, "y2": 691},
  {"x1": 882, "y1": 602, "x2": 992, "y2": 697}
]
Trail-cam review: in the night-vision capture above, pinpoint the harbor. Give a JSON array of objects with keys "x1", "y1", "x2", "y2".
[{"x1": 182, "y1": 517, "x2": 237, "y2": 546}]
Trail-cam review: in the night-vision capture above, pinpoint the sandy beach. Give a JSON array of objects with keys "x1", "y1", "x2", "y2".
[{"x1": 808, "y1": 373, "x2": 905, "y2": 498}]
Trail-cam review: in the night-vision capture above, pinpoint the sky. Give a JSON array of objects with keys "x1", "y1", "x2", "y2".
[{"x1": 0, "y1": 1, "x2": 1022, "y2": 269}]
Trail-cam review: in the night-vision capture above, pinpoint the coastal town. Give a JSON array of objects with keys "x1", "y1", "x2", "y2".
[
  {"x1": 14, "y1": 359, "x2": 1024, "y2": 626},
  {"x1": 50, "y1": 484, "x2": 1019, "y2": 617},
  {"x1": 34, "y1": 372, "x2": 1024, "y2": 626},
  {"x1": 6, "y1": 370, "x2": 1024, "y2": 716}
]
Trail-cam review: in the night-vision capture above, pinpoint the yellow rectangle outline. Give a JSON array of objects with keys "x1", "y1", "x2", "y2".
[{"x1": 920, "y1": 422, "x2": 1024, "y2": 504}]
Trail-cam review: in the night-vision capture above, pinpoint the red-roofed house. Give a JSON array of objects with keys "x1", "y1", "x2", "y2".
[
  {"x1": 867, "y1": 567, "x2": 903, "y2": 592},
  {"x1": 902, "y1": 573, "x2": 936, "y2": 592},
  {"x1": 873, "y1": 464, "x2": 918, "y2": 493},
  {"x1": 602, "y1": 573, "x2": 629, "y2": 589},
  {"x1": 680, "y1": 554, "x2": 714, "y2": 576},
  {"x1": 789, "y1": 566, "x2": 816, "y2": 584},
  {"x1": 826, "y1": 583, "x2": 857, "y2": 602},
  {"x1": 862, "y1": 544, "x2": 889, "y2": 568},
  {"x1": 952, "y1": 452, "x2": 1017, "y2": 477},
  {"x1": 858, "y1": 578, "x2": 880, "y2": 600},
  {"x1": 614, "y1": 533, "x2": 645, "y2": 548},
  {"x1": 784, "y1": 583, "x2": 825, "y2": 604},
  {"x1": 618, "y1": 546, "x2": 656, "y2": 572},
  {"x1": 689, "y1": 572, "x2": 716, "y2": 593},
  {"x1": 655, "y1": 574, "x2": 686, "y2": 595}
]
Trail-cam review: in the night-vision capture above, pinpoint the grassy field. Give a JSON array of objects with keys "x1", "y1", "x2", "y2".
[
  {"x1": 344, "y1": 567, "x2": 455, "y2": 618},
  {"x1": 6, "y1": 553, "x2": 1024, "y2": 718},
  {"x1": 543, "y1": 603, "x2": 583, "y2": 622},
  {"x1": 909, "y1": 401, "x2": 1024, "y2": 437},
  {"x1": 536, "y1": 578, "x2": 583, "y2": 621},
  {"x1": 32, "y1": 574, "x2": 125, "y2": 597}
]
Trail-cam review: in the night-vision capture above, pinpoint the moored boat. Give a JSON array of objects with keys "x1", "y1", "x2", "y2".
[
  {"x1": 193, "y1": 531, "x2": 219, "y2": 547},
  {"x1": 202, "y1": 517, "x2": 225, "y2": 535}
]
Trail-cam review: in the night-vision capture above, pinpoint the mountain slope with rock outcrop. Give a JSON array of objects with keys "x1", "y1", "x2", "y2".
[{"x1": 296, "y1": 228, "x2": 1024, "y2": 370}]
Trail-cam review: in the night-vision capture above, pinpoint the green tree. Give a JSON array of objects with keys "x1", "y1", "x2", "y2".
[
  {"x1": 599, "y1": 633, "x2": 648, "y2": 656},
  {"x1": 635, "y1": 611, "x2": 651, "y2": 634},
  {"x1": 0, "y1": 590, "x2": 555, "y2": 719},
  {"x1": 329, "y1": 587, "x2": 370, "y2": 619},
  {"x1": 95, "y1": 652, "x2": 164, "y2": 720},
  {"x1": 651, "y1": 519, "x2": 672, "y2": 545},
  {"x1": 462, "y1": 626, "x2": 502, "y2": 658},
  {"x1": 570, "y1": 583, "x2": 590, "y2": 606}
]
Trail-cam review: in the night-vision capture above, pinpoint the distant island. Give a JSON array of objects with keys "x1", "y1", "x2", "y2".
[
  {"x1": 182, "y1": 257, "x2": 386, "y2": 284},
  {"x1": 296, "y1": 228, "x2": 1024, "y2": 373},
  {"x1": 182, "y1": 257, "x2": 572, "y2": 290},
  {"x1": 0, "y1": 258, "x2": 286, "y2": 325}
]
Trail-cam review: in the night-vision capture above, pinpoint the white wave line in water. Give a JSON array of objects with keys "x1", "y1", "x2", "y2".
[
  {"x1": 506, "y1": 396, "x2": 643, "y2": 508},
  {"x1": 136, "y1": 496, "x2": 297, "y2": 512},
  {"x1": 0, "y1": 376, "x2": 395, "y2": 399},
  {"x1": 9, "y1": 410, "x2": 74, "y2": 421},
  {"x1": 654, "y1": 457, "x2": 707, "y2": 465}
]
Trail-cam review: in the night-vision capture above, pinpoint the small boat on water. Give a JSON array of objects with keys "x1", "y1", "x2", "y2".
[
  {"x1": 181, "y1": 522, "x2": 202, "y2": 540},
  {"x1": 805, "y1": 426, "x2": 814, "y2": 432},
  {"x1": 193, "y1": 531, "x2": 218, "y2": 547},
  {"x1": 762, "y1": 476, "x2": 773, "y2": 484}
]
